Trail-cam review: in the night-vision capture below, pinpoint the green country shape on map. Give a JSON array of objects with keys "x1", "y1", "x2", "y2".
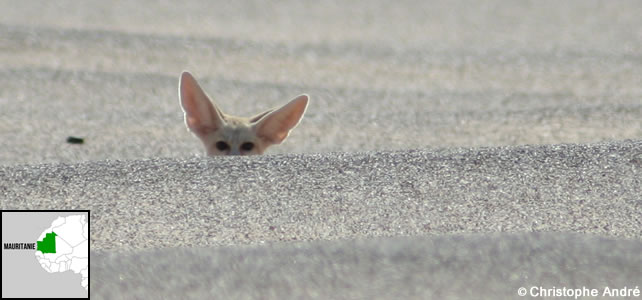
[{"x1": 37, "y1": 232, "x2": 57, "y2": 254}]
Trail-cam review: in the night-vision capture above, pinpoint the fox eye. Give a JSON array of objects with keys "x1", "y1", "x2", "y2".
[
  {"x1": 215, "y1": 141, "x2": 230, "y2": 151},
  {"x1": 240, "y1": 142, "x2": 254, "y2": 151}
]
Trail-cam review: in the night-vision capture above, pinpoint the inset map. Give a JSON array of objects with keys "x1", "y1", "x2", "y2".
[{"x1": 2, "y1": 210, "x2": 89, "y2": 299}]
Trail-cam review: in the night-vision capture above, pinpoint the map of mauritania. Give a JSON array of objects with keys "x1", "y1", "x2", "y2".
[
  {"x1": 35, "y1": 215, "x2": 89, "y2": 290},
  {"x1": 2, "y1": 212, "x2": 89, "y2": 298}
]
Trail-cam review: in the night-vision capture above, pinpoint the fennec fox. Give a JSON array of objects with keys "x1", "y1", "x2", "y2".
[{"x1": 179, "y1": 71, "x2": 309, "y2": 156}]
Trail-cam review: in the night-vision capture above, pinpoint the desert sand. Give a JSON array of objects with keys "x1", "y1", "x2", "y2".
[{"x1": 1, "y1": 1, "x2": 640, "y2": 299}]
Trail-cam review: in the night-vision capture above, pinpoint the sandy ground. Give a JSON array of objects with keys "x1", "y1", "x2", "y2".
[{"x1": 1, "y1": 0, "x2": 641, "y2": 299}]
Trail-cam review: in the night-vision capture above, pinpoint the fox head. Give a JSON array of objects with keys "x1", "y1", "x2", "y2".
[{"x1": 179, "y1": 71, "x2": 309, "y2": 156}]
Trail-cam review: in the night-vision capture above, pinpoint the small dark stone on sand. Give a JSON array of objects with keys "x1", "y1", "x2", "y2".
[{"x1": 67, "y1": 136, "x2": 85, "y2": 144}]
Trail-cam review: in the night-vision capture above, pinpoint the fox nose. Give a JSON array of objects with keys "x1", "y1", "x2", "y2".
[{"x1": 229, "y1": 149, "x2": 242, "y2": 156}]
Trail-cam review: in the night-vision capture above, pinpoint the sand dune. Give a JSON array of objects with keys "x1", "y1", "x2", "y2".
[
  {"x1": 2, "y1": 141, "x2": 641, "y2": 298},
  {"x1": 90, "y1": 233, "x2": 642, "y2": 299}
]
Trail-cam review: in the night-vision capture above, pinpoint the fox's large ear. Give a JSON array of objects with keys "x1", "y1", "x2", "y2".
[
  {"x1": 179, "y1": 71, "x2": 225, "y2": 137},
  {"x1": 253, "y1": 94, "x2": 309, "y2": 144},
  {"x1": 249, "y1": 108, "x2": 275, "y2": 123}
]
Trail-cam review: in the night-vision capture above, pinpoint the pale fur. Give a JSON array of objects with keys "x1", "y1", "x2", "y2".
[{"x1": 179, "y1": 71, "x2": 309, "y2": 156}]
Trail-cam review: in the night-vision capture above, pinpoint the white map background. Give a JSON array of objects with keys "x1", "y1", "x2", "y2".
[{"x1": 35, "y1": 215, "x2": 89, "y2": 291}]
